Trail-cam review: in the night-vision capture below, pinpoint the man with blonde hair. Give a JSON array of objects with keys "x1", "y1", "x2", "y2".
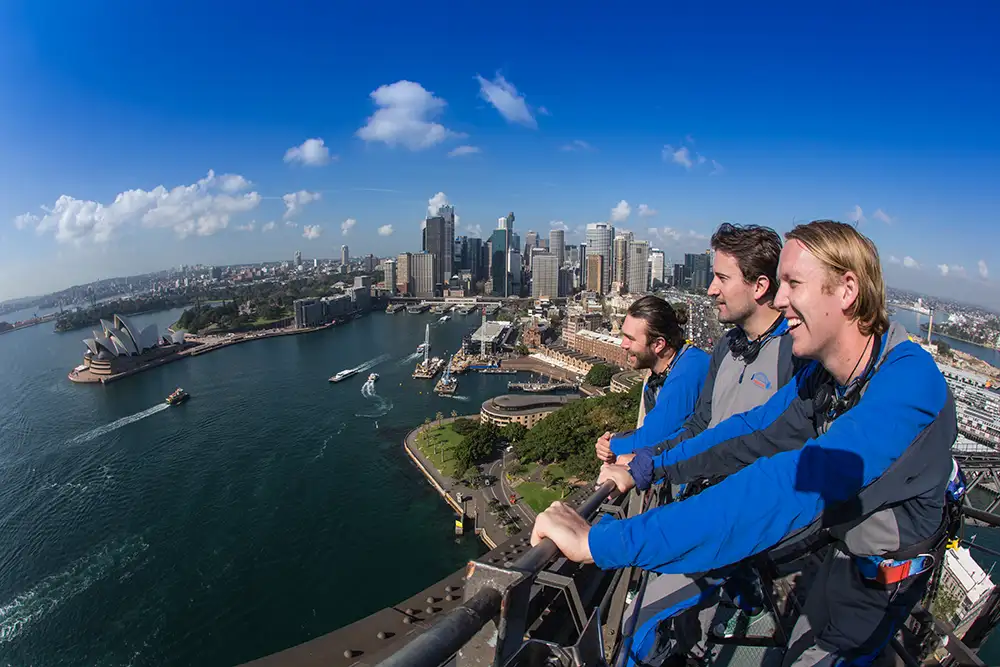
[{"x1": 531, "y1": 220, "x2": 959, "y2": 665}]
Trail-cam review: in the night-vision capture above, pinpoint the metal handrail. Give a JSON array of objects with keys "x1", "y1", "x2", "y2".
[{"x1": 374, "y1": 480, "x2": 618, "y2": 667}]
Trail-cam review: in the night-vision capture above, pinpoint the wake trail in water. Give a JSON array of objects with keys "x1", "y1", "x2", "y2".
[
  {"x1": 314, "y1": 436, "x2": 330, "y2": 460},
  {"x1": 447, "y1": 395, "x2": 471, "y2": 402},
  {"x1": 353, "y1": 354, "x2": 390, "y2": 375},
  {"x1": 71, "y1": 404, "x2": 170, "y2": 444},
  {"x1": 398, "y1": 352, "x2": 422, "y2": 365},
  {"x1": 358, "y1": 379, "x2": 393, "y2": 418}
]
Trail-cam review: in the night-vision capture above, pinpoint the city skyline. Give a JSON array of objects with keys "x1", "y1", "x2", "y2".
[{"x1": 1, "y1": 3, "x2": 998, "y2": 307}]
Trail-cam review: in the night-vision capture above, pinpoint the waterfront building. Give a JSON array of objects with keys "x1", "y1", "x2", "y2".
[
  {"x1": 396, "y1": 252, "x2": 412, "y2": 295},
  {"x1": 380, "y1": 259, "x2": 397, "y2": 295},
  {"x1": 479, "y1": 394, "x2": 581, "y2": 429},
  {"x1": 410, "y1": 252, "x2": 435, "y2": 298},
  {"x1": 610, "y1": 370, "x2": 644, "y2": 393},
  {"x1": 294, "y1": 298, "x2": 324, "y2": 329},
  {"x1": 462, "y1": 320, "x2": 512, "y2": 356},
  {"x1": 81, "y1": 314, "x2": 184, "y2": 377}
]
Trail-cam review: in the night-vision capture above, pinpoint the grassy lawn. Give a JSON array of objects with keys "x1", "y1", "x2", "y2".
[
  {"x1": 252, "y1": 315, "x2": 288, "y2": 327},
  {"x1": 546, "y1": 464, "x2": 566, "y2": 482},
  {"x1": 414, "y1": 423, "x2": 466, "y2": 478},
  {"x1": 517, "y1": 482, "x2": 564, "y2": 514}
]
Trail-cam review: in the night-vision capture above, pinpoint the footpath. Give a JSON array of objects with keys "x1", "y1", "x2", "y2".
[{"x1": 403, "y1": 416, "x2": 534, "y2": 548}]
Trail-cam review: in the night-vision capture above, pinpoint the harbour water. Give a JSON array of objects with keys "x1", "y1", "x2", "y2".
[{"x1": 0, "y1": 309, "x2": 512, "y2": 666}]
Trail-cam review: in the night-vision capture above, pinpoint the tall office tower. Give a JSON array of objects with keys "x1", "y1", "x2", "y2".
[
  {"x1": 508, "y1": 242, "x2": 522, "y2": 296},
  {"x1": 672, "y1": 263, "x2": 686, "y2": 288},
  {"x1": 364, "y1": 253, "x2": 376, "y2": 272},
  {"x1": 466, "y1": 237, "x2": 483, "y2": 281},
  {"x1": 612, "y1": 234, "x2": 631, "y2": 290},
  {"x1": 423, "y1": 215, "x2": 447, "y2": 288},
  {"x1": 380, "y1": 259, "x2": 397, "y2": 295},
  {"x1": 685, "y1": 251, "x2": 712, "y2": 291},
  {"x1": 586, "y1": 254, "x2": 605, "y2": 293},
  {"x1": 491, "y1": 228, "x2": 510, "y2": 297},
  {"x1": 628, "y1": 240, "x2": 650, "y2": 294},
  {"x1": 650, "y1": 250, "x2": 666, "y2": 288},
  {"x1": 586, "y1": 223, "x2": 614, "y2": 293},
  {"x1": 410, "y1": 252, "x2": 435, "y2": 298},
  {"x1": 341, "y1": 245, "x2": 349, "y2": 266},
  {"x1": 549, "y1": 229, "x2": 565, "y2": 267},
  {"x1": 531, "y1": 252, "x2": 559, "y2": 299},
  {"x1": 566, "y1": 244, "x2": 579, "y2": 266},
  {"x1": 396, "y1": 252, "x2": 412, "y2": 295},
  {"x1": 294, "y1": 250, "x2": 302, "y2": 267},
  {"x1": 437, "y1": 204, "x2": 455, "y2": 283},
  {"x1": 524, "y1": 231, "x2": 539, "y2": 268},
  {"x1": 578, "y1": 242, "x2": 587, "y2": 289}
]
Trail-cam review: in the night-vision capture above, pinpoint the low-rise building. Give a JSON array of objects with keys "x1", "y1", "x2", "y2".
[
  {"x1": 569, "y1": 329, "x2": 628, "y2": 368},
  {"x1": 480, "y1": 394, "x2": 581, "y2": 429},
  {"x1": 610, "y1": 370, "x2": 644, "y2": 393}
]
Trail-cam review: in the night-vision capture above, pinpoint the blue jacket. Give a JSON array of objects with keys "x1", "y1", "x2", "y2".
[
  {"x1": 610, "y1": 345, "x2": 710, "y2": 456},
  {"x1": 589, "y1": 324, "x2": 956, "y2": 575}
]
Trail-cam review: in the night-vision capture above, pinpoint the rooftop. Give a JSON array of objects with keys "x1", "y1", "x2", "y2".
[
  {"x1": 470, "y1": 320, "x2": 511, "y2": 342},
  {"x1": 576, "y1": 329, "x2": 623, "y2": 346},
  {"x1": 944, "y1": 546, "x2": 995, "y2": 602},
  {"x1": 482, "y1": 393, "x2": 580, "y2": 414}
]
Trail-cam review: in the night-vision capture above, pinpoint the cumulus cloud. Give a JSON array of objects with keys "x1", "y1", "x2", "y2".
[
  {"x1": 848, "y1": 205, "x2": 866, "y2": 225},
  {"x1": 235, "y1": 221, "x2": 256, "y2": 232},
  {"x1": 610, "y1": 200, "x2": 631, "y2": 223},
  {"x1": 873, "y1": 208, "x2": 893, "y2": 224},
  {"x1": 284, "y1": 138, "x2": 335, "y2": 166},
  {"x1": 465, "y1": 223, "x2": 483, "y2": 238},
  {"x1": 550, "y1": 220, "x2": 570, "y2": 232},
  {"x1": 378, "y1": 224, "x2": 394, "y2": 236},
  {"x1": 979, "y1": 259, "x2": 989, "y2": 279},
  {"x1": 356, "y1": 80, "x2": 462, "y2": 150},
  {"x1": 341, "y1": 218, "x2": 357, "y2": 235},
  {"x1": 937, "y1": 264, "x2": 966, "y2": 277},
  {"x1": 282, "y1": 190, "x2": 321, "y2": 219},
  {"x1": 888, "y1": 255, "x2": 901, "y2": 264},
  {"x1": 448, "y1": 145, "x2": 481, "y2": 157},
  {"x1": 262, "y1": 221, "x2": 276, "y2": 232},
  {"x1": 560, "y1": 139, "x2": 594, "y2": 152},
  {"x1": 302, "y1": 225, "x2": 322, "y2": 240},
  {"x1": 13, "y1": 170, "x2": 260, "y2": 243},
  {"x1": 427, "y1": 191, "x2": 451, "y2": 217},
  {"x1": 637, "y1": 204, "x2": 656, "y2": 218},
  {"x1": 285, "y1": 220, "x2": 298, "y2": 228},
  {"x1": 903, "y1": 256, "x2": 919, "y2": 269},
  {"x1": 476, "y1": 73, "x2": 537, "y2": 128},
  {"x1": 663, "y1": 145, "x2": 693, "y2": 169}
]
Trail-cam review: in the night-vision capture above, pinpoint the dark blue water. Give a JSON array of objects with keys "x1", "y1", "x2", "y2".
[
  {"x1": 0, "y1": 310, "x2": 507, "y2": 666},
  {"x1": 892, "y1": 308, "x2": 1000, "y2": 367}
]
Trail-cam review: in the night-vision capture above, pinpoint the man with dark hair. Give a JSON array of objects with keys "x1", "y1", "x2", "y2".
[{"x1": 612, "y1": 295, "x2": 710, "y2": 441}]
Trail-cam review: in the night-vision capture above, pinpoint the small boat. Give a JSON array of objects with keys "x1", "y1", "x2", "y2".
[
  {"x1": 165, "y1": 388, "x2": 190, "y2": 406},
  {"x1": 417, "y1": 342, "x2": 429, "y2": 353},
  {"x1": 439, "y1": 315, "x2": 450, "y2": 322},
  {"x1": 368, "y1": 373, "x2": 379, "y2": 382},
  {"x1": 330, "y1": 367, "x2": 360, "y2": 383}
]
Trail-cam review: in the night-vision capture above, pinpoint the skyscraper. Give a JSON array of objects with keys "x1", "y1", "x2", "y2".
[
  {"x1": 672, "y1": 263, "x2": 685, "y2": 288},
  {"x1": 586, "y1": 223, "x2": 614, "y2": 293},
  {"x1": 549, "y1": 229, "x2": 565, "y2": 267},
  {"x1": 491, "y1": 228, "x2": 509, "y2": 297},
  {"x1": 466, "y1": 236, "x2": 483, "y2": 281},
  {"x1": 396, "y1": 252, "x2": 412, "y2": 295},
  {"x1": 650, "y1": 250, "x2": 665, "y2": 288},
  {"x1": 531, "y1": 252, "x2": 559, "y2": 299},
  {"x1": 685, "y1": 251, "x2": 712, "y2": 291},
  {"x1": 423, "y1": 216, "x2": 447, "y2": 290},
  {"x1": 410, "y1": 252, "x2": 435, "y2": 298},
  {"x1": 294, "y1": 250, "x2": 302, "y2": 267},
  {"x1": 578, "y1": 242, "x2": 587, "y2": 289},
  {"x1": 628, "y1": 240, "x2": 650, "y2": 294},
  {"x1": 341, "y1": 245, "x2": 349, "y2": 267},
  {"x1": 524, "y1": 231, "x2": 538, "y2": 268},
  {"x1": 586, "y1": 254, "x2": 605, "y2": 293},
  {"x1": 381, "y1": 259, "x2": 397, "y2": 295},
  {"x1": 438, "y1": 205, "x2": 455, "y2": 283},
  {"x1": 612, "y1": 234, "x2": 631, "y2": 291}
]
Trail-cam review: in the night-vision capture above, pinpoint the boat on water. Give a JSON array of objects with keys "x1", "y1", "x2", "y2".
[
  {"x1": 439, "y1": 315, "x2": 450, "y2": 322},
  {"x1": 406, "y1": 303, "x2": 429, "y2": 314},
  {"x1": 329, "y1": 367, "x2": 360, "y2": 383},
  {"x1": 368, "y1": 372, "x2": 379, "y2": 382},
  {"x1": 417, "y1": 342, "x2": 429, "y2": 353},
  {"x1": 165, "y1": 387, "x2": 190, "y2": 405},
  {"x1": 385, "y1": 303, "x2": 405, "y2": 314}
]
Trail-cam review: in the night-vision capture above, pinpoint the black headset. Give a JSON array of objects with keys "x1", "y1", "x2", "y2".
[
  {"x1": 728, "y1": 315, "x2": 785, "y2": 364},
  {"x1": 814, "y1": 333, "x2": 883, "y2": 420}
]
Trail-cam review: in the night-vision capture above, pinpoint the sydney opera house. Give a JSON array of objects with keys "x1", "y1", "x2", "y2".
[{"x1": 79, "y1": 315, "x2": 187, "y2": 377}]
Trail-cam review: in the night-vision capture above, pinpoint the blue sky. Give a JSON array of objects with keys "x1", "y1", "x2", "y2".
[{"x1": 1, "y1": 1, "x2": 998, "y2": 307}]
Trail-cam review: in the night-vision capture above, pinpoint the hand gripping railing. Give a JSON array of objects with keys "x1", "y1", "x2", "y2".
[{"x1": 374, "y1": 480, "x2": 619, "y2": 667}]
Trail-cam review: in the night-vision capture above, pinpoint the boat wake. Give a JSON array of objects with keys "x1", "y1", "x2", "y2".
[
  {"x1": 0, "y1": 534, "x2": 149, "y2": 643},
  {"x1": 71, "y1": 404, "x2": 170, "y2": 444},
  {"x1": 314, "y1": 436, "x2": 330, "y2": 460},
  {"x1": 358, "y1": 379, "x2": 393, "y2": 417},
  {"x1": 398, "y1": 352, "x2": 422, "y2": 365},
  {"x1": 353, "y1": 354, "x2": 390, "y2": 375},
  {"x1": 447, "y1": 395, "x2": 471, "y2": 402}
]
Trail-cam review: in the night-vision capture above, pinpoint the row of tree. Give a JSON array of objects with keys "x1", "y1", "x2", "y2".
[{"x1": 54, "y1": 295, "x2": 194, "y2": 332}]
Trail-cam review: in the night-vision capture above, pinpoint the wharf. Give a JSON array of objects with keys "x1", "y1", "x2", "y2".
[{"x1": 412, "y1": 358, "x2": 444, "y2": 379}]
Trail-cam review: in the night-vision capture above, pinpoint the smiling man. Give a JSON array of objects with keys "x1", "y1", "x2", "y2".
[{"x1": 533, "y1": 220, "x2": 958, "y2": 665}]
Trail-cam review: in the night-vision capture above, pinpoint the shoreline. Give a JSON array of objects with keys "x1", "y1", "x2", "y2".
[
  {"x1": 67, "y1": 317, "x2": 350, "y2": 384},
  {"x1": 919, "y1": 323, "x2": 1000, "y2": 353}
]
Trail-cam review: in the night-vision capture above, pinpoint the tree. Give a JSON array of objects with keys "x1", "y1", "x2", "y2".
[
  {"x1": 500, "y1": 422, "x2": 528, "y2": 444},
  {"x1": 584, "y1": 364, "x2": 617, "y2": 387},
  {"x1": 435, "y1": 411, "x2": 444, "y2": 426},
  {"x1": 452, "y1": 418, "x2": 479, "y2": 436},
  {"x1": 936, "y1": 340, "x2": 953, "y2": 357},
  {"x1": 451, "y1": 410, "x2": 458, "y2": 420},
  {"x1": 515, "y1": 342, "x2": 530, "y2": 355}
]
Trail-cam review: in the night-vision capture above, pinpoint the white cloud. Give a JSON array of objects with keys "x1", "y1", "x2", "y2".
[
  {"x1": 710, "y1": 160, "x2": 725, "y2": 176},
  {"x1": 476, "y1": 73, "x2": 537, "y2": 128},
  {"x1": 697, "y1": 154, "x2": 707, "y2": 165},
  {"x1": 378, "y1": 224, "x2": 394, "y2": 236},
  {"x1": 356, "y1": 80, "x2": 462, "y2": 150},
  {"x1": 848, "y1": 205, "x2": 866, "y2": 225},
  {"x1": 538, "y1": 106, "x2": 551, "y2": 116},
  {"x1": 637, "y1": 204, "x2": 656, "y2": 218},
  {"x1": 903, "y1": 256, "x2": 919, "y2": 269},
  {"x1": 648, "y1": 227, "x2": 709, "y2": 243},
  {"x1": 937, "y1": 264, "x2": 966, "y2": 277},
  {"x1": 663, "y1": 145, "x2": 693, "y2": 169},
  {"x1": 284, "y1": 138, "x2": 335, "y2": 166},
  {"x1": 262, "y1": 221, "x2": 276, "y2": 232},
  {"x1": 285, "y1": 220, "x2": 298, "y2": 228},
  {"x1": 979, "y1": 259, "x2": 989, "y2": 279},
  {"x1": 872, "y1": 208, "x2": 893, "y2": 224},
  {"x1": 465, "y1": 223, "x2": 482, "y2": 238},
  {"x1": 235, "y1": 221, "x2": 256, "y2": 232},
  {"x1": 341, "y1": 218, "x2": 357, "y2": 235},
  {"x1": 560, "y1": 139, "x2": 594, "y2": 152},
  {"x1": 427, "y1": 191, "x2": 451, "y2": 217},
  {"x1": 937, "y1": 264, "x2": 949, "y2": 276},
  {"x1": 550, "y1": 220, "x2": 570, "y2": 231},
  {"x1": 302, "y1": 225, "x2": 322, "y2": 240},
  {"x1": 13, "y1": 170, "x2": 261, "y2": 243},
  {"x1": 610, "y1": 200, "x2": 631, "y2": 223},
  {"x1": 448, "y1": 145, "x2": 481, "y2": 157},
  {"x1": 888, "y1": 255, "x2": 901, "y2": 264},
  {"x1": 282, "y1": 190, "x2": 321, "y2": 219}
]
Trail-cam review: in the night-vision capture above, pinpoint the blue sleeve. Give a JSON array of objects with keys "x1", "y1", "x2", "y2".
[
  {"x1": 590, "y1": 344, "x2": 948, "y2": 574},
  {"x1": 610, "y1": 348, "x2": 710, "y2": 455},
  {"x1": 628, "y1": 364, "x2": 815, "y2": 490}
]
